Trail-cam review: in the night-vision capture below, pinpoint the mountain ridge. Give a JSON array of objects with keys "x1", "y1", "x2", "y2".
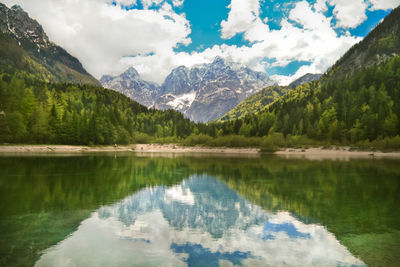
[
  {"x1": 288, "y1": 73, "x2": 322, "y2": 89},
  {"x1": 101, "y1": 57, "x2": 276, "y2": 122},
  {"x1": 326, "y1": 6, "x2": 400, "y2": 79},
  {"x1": 100, "y1": 67, "x2": 160, "y2": 107},
  {"x1": 216, "y1": 85, "x2": 291, "y2": 122},
  {"x1": 0, "y1": 3, "x2": 100, "y2": 86}
]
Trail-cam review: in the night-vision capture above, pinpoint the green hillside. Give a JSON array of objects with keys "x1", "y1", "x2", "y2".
[
  {"x1": 217, "y1": 6, "x2": 400, "y2": 126},
  {"x1": 0, "y1": 3, "x2": 203, "y2": 145},
  {"x1": 265, "y1": 55, "x2": 400, "y2": 142},
  {"x1": 205, "y1": 54, "x2": 400, "y2": 147},
  {"x1": 198, "y1": 6, "x2": 400, "y2": 148},
  {"x1": 327, "y1": 6, "x2": 400, "y2": 79},
  {"x1": 0, "y1": 71, "x2": 194, "y2": 144},
  {"x1": 0, "y1": 32, "x2": 100, "y2": 86},
  {"x1": 216, "y1": 85, "x2": 290, "y2": 122},
  {"x1": 259, "y1": 6, "x2": 400, "y2": 143},
  {"x1": 0, "y1": 33, "x2": 54, "y2": 82},
  {"x1": 0, "y1": 3, "x2": 100, "y2": 86}
]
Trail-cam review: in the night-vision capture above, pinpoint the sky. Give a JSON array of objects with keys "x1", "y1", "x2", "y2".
[{"x1": 4, "y1": 0, "x2": 399, "y2": 85}]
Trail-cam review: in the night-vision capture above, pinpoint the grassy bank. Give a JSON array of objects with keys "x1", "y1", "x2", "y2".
[
  {"x1": 3, "y1": 134, "x2": 400, "y2": 153},
  {"x1": 147, "y1": 133, "x2": 400, "y2": 152}
]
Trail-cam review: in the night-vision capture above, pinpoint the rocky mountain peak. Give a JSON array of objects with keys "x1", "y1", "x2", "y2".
[
  {"x1": 159, "y1": 65, "x2": 191, "y2": 96},
  {"x1": 121, "y1": 67, "x2": 140, "y2": 79},
  {"x1": 212, "y1": 56, "x2": 225, "y2": 66},
  {"x1": 172, "y1": 65, "x2": 189, "y2": 73},
  {"x1": 99, "y1": 75, "x2": 113, "y2": 84},
  {"x1": 0, "y1": 3, "x2": 50, "y2": 49},
  {"x1": 101, "y1": 67, "x2": 161, "y2": 107},
  {"x1": 102, "y1": 56, "x2": 276, "y2": 122},
  {"x1": 167, "y1": 65, "x2": 189, "y2": 81},
  {"x1": 0, "y1": 3, "x2": 100, "y2": 85},
  {"x1": 11, "y1": 5, "x2": 24, "y2": 12}
]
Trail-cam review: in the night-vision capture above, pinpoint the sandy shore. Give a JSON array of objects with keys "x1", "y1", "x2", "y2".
[
  {"x1": 0, "y1": 144, "x2": 259, "y2": 154},
  {"x1": 275, "y1": 147, "x2": 400, "y2": 160},
  {"x1": 0, "y1": 144, "x2": 399, "y2": 159},
  {"x1": 134, "y1": 144, "x2": 259, "y2": 154},
  {"x1": 0, "y1": 145, "x2": 135, "y2": 153}
]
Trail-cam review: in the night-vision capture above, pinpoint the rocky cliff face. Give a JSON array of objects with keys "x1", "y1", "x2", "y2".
[
  {"x1": 100, "y1": 67, "x2": 161, "y2": 107},
  {"x1": 0, "y1": 4, "x2": 50, "y2": 50},
  {"x1": 102, "y1": 57, "x2": 276, "y2": 122},
  {"x1": 0, "y1": 3, "x2": 100, "y2": 85}
]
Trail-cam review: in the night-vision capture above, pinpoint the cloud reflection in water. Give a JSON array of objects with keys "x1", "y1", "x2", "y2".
[{"x1": 35, "y1": 175, "x2": 365, "y2": 267}]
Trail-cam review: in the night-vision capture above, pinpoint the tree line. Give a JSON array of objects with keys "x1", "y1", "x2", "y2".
[
  {"x1": 200, "y1": 55, "x2": 400, "y2": 149},
  {"x1": 1, "y1": 56, "x2": 400, "y2": 149},
  {"x1": 0, "y1": 71, "x2": 195, "y2": 144}
]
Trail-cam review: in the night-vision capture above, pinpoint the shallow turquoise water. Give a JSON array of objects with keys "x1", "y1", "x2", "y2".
[{"x1": 0, "y1": 154, "x2": 399, "y2": 266}]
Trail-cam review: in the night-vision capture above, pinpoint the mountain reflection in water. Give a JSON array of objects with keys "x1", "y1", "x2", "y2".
[{"x1": 36, "y1": 175, "x2": 364, "y2": 267}]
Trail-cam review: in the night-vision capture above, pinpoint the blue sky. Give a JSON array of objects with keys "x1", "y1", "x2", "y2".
[
  {"x1": 5, "y1": 0, "x2": 398, "y2": 84},
  {"x1": 123, "y1": 0, "x2": 393, "y2": 82}
]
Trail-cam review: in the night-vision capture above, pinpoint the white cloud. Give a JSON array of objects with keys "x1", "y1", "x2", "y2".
[
  {"x1": 218, "y1": 0, "x2": 361, "y2": 84},
  {"x1": 115, "y1": 0, "x2": 138, "y2": 6},
  {"x1": 2, "y1": 0, "x2": 394, "y2": 85},
  {"x1": 313, "y1": 0, "x2": 328, "y2": 13},
  {"x1": 113, "y1": 0, "x2": 363, "y2": 84},
  {"x1": 290, "y1": 1, "x2": 331, "y2": 30},
  {"x1": 220, "y1": 0, "x2": 261, "y2": 39},
  {"x1": 141, "y1": 0, "x2": 163, "y2": 8},
  {"x1": 369, "y1": 0, "x2": 400, "y2": 10},
  {"x1": 3, "y1": 0, "x2": 190, "y2": 83},
  {"x1": 113, "y1": 0, "x2": 184, "y2": 8},
  {"x1": 172, "y1": 0, "x2": 184, "y2": 7},
  {"x1": 270, "y1": 75, "x2": 293, "y2": 86},
  {"x1": 328, "y1": 0, "x2": 368, "y2": 28}
]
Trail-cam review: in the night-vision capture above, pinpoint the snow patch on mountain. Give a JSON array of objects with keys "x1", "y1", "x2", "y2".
[{"x1": 166, "y1": 91, "x2": 196, "y2": 110}]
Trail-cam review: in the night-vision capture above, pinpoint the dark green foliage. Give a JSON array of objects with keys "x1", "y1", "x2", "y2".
[
  {"x1": 217, "y1": 85, "x2": 291, "y2": 121},
  {"x1": 0, "y1": 72, "x2": 195, "y2": 144},
  {"x1": 194, "y1": 55, "x2": 400, "y2": 149},
  {"x1": 265, "y1": 55, "x2": 400, "y2": 143},
  {"x1": 0, "y1": 32, "x2": 100, "y2": 86}
]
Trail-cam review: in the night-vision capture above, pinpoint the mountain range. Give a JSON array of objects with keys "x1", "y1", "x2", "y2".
[
  {"x1": 0, "y1": 2, "x2": 323, "y2": 124},
  {"x1": 101, "y1": 57, "x2": 276, "y2": 122}
]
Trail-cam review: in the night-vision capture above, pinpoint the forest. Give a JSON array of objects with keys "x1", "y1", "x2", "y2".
[
  {"x1": 1, "y1": 56, "x2": 400, "y2": 150},
  {"x1": 0, "y1": 71, "x2": 195, "y2": 145},
  {"x1": 198, "y1": 55, "x2": 400, "y2": 150}
]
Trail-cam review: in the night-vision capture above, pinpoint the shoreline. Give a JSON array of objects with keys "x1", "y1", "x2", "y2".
[
  {"x1": 0, "y1": 144, "x2": 400, "y2": 159},
  {"x1": 275, "y1": 147, "x2": 400, "y2": 160},
  {"x1": 0, "y1": 144, "x2": 259, "y2": 154}
]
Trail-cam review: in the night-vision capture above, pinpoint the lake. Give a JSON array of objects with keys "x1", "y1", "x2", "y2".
[{"x1": 0, "y1": 153, "x2": 399, "y2": 266}]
